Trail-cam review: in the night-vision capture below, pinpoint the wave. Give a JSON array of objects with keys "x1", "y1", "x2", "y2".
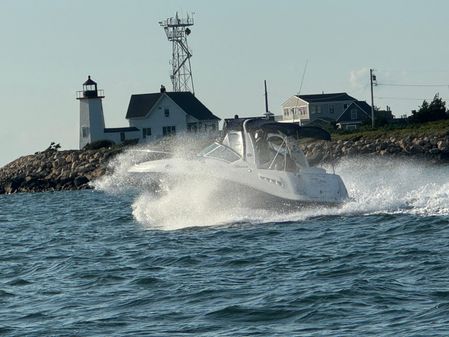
[
  {"x1": 337, "y1": 157, "x2": 449, "y2": 217},
  {"x1": 95, "y1": 146, "x2": 449, "y2": 230}
]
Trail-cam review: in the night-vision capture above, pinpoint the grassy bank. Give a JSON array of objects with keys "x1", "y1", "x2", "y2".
[{"x1": 331, "y1": 120, "x2": 449, "y2": 141}]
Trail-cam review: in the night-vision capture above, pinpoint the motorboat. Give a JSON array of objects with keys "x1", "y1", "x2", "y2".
[{"x1": 128, "y1": 116, "x2": 349, "y2": 207}]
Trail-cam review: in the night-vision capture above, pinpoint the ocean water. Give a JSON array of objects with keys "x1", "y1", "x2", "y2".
[{"x1": 1, "y1": 156, "x2": 449, "y2": 336}]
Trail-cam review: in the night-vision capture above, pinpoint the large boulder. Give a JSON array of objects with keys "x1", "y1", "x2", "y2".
[{"x1": 74, "y1": 175, "x2": 89, "y2": 187}]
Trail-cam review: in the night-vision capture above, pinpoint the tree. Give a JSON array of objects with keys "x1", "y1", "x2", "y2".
[{"x1": 410, "y1": 93, "x2": 448, "y2": 123}]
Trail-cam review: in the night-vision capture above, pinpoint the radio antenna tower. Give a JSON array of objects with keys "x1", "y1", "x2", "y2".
[{"x1": 159, "y1": 12, "x2": 195, "y2": 94}]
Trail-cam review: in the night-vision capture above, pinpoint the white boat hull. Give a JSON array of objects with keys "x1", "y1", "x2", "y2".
[{"x1": 129, "y1": 158, "x2": 348, "y2": 206}]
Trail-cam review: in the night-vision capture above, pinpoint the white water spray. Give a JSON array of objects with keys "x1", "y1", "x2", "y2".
[
  {"x1": 95, "y1": 145, "x2": 449, "y2": 230},
  {"x1": 336, "y1": 157, "x2": 449, "y2": 216}
]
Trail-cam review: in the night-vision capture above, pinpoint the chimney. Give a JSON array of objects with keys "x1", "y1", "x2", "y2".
[{"x1": 160, "y1": 85, "x2": 166, "y2": 93}]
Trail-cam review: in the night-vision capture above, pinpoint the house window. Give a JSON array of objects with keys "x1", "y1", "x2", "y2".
[
  {"x1": 162, "y1": 126, "x2": 176, "y2": 136},
  {"x1": 81, "y1": 126, "x2": 89, "y2": 138},
  {"x1": 164, "y1": 108, "x2": 169, "y2": 117},
  {"x1": 142, "y1": 128, "x2": 152, "y2": 138},
  {"x1": 329, "y1": 105, "x2": 335, "y2": 113},
  {"x1": 120, "y1": 132, "x2": 125, "y2": 141},
  {"x1": 351, "y1": 109, "x2": 358, "y2": 120},
  {"x1": 284, "y1": 108, "x2": 289, "y2": 117},
  {"x1": 310, "y1": 105, "x2": 321, "y2": 115}
]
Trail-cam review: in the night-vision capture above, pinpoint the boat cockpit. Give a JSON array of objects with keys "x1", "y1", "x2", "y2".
[{"x1": 199, "y1": 117, "x2": 331, "y2": 173}]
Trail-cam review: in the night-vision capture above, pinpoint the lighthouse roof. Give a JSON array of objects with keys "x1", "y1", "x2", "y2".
[{"x1": 83, "y1": 76, "x2": 97, "y2": 86}]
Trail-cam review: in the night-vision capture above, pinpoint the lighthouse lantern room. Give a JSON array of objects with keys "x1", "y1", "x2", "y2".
[{"x1": 76, "y1": 76, "x2": 106, "y2": 148}]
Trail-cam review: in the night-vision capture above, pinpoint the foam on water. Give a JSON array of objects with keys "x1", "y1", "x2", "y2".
[
  {"x1": 337, "y1": 157, "x2": 449, "y2": 216},
  {"x1": 95, "y1": 145, "x2": 449, "y2": 230}
]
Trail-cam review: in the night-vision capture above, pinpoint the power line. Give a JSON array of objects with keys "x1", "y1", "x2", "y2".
[
  {"x1": 375, "y1": 96, "x2": 447, "y2": 101},
  {"x1": 376, "y1": 96, "x2": 428, "y2": 101},
  {"x1": 375, "y1": 69, "x2": 449, "y2": 74},
  {"x1": 377, "y1": 82, "x2": 449, "y2": 87}
]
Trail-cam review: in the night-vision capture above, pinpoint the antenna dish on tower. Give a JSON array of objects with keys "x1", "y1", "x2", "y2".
[{"x1": 159, "y1": 12, "x2": 195, "y2": 94}]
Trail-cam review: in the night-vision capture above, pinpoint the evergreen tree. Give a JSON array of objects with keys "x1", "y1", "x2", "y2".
[{"x1": 410, "y1": 94, "x2": 448, "y2": 123}]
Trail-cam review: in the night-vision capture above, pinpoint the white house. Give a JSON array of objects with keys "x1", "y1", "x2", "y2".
[
  {"x1": 76, "y1": 77, "x2": 220, "y2": 149},
  {"x1": 126, "y1": 85, "x2": 220, "y2": 142},
  {"x1": 281, "y1": 92, "x2": 357, "y2": 125}
]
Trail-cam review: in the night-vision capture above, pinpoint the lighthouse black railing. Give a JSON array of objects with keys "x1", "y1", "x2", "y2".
[{"x1": 76, "y1": 89, "x2": 105, "y2": 99}]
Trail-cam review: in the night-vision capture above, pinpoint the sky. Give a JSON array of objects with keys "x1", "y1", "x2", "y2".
[{"x1": 1, "y1": 0, "x2": 449, "y2": 166}]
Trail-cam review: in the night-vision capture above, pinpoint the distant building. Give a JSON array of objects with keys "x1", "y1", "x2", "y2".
[
  {"x1": 282, "y1": 92, "x2": 357, "y2": 125},
  {"x1": 336, "y1": 101, "x2": 372, "y2": 130},
  {"x1": 281, "y1": 92, "x2": 379, "y2": 130},
  {"x1": 375, "y1": 107, "x2": 395, "y2": 124},
  {"x1": 76, "y1": 77, "x2": 220, "y2": 149}
]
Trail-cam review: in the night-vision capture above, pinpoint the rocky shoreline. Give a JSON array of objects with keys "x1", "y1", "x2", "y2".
[
  {"x1": 1, "y1": 134, "x2": 448, "y2": 194},
  {"x1": 303, "y1": 134, "x2": 449, "y2": 165},
  {"x1": 0, "y1": 147, "x2": 122, "y2": 194}
]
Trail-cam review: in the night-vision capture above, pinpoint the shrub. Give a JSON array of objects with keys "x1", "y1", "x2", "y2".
[{"x1": 83, "y1": 140, "x2": 115, "y2": 150}]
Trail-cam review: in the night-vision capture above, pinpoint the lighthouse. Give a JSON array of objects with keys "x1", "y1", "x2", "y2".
[{"x1": 76, "y1": 76, "x2": 106, "y2": 149}]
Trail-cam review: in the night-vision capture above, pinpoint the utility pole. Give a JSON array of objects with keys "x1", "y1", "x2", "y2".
[
  {"x1": 264, "y1": 80, "x2": 269, "y2": 113},
  {"x1": 370, "y1": 68, "x2": 376, "y2": 128}
]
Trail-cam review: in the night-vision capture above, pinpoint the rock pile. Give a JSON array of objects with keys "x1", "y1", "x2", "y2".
[
  {"x1": 303, "y1": 135, "x2": 449, "y2": 164},
  {"x1": 1, "y1": 134, "x2": 448, "y2": 194},
  {"x1": 0, "y1": 147, "x2": 122, "y2": 194}
]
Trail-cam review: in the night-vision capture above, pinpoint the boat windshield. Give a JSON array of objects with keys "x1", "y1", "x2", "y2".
[
  {"x1": 254, "y1": 131, "x2": 309, "y2": 172},
  {"x1": 221, "y1": 131, "x2": 244, "y2": 157},
  {"x1": 198, "y1": 143, "x2": 241, "y2": 163}
]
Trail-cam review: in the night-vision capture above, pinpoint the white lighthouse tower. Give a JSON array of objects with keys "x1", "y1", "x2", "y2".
[{"x1": 76, "y1": 76, "x2": 106, "y2": 149}]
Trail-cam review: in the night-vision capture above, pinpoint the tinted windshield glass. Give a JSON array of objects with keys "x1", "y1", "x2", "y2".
[
  {"x1": 198, "y1": 143, "x2": 241, "y2": 163},
  {"x1": 197, "y1": 143, "x2": 220, "y2": 157}
]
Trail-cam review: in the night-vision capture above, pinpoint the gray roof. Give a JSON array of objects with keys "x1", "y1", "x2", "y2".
[
  {"x1": 336, "y1": 101, "x2": 372, "y2": 122},
  {"x1": 352, "y1": 101, "x2": 372, "y2": 114},
  {"x1": 125, "y1": 91, "x2": 220, "y2": 121},
  {"x1": 297, "y1": 92, "x2": 356, "y2": 103},
  {"x1": 83, "y1": 76, "x2": 97, "y2": 86}
]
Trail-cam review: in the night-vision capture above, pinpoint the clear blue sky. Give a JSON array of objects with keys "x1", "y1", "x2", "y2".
[{"x1": 1, "y1": 0, "x2": 449, "y2": 166}]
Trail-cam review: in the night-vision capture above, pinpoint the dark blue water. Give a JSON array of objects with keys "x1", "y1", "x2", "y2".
[{"x1": 2, "y1": 158, "x2": 449, "y2": 336}]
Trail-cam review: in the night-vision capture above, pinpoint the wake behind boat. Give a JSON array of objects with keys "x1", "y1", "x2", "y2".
[{"x1": 129, "y1": 116, "x2": 349, "y2": 207}]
